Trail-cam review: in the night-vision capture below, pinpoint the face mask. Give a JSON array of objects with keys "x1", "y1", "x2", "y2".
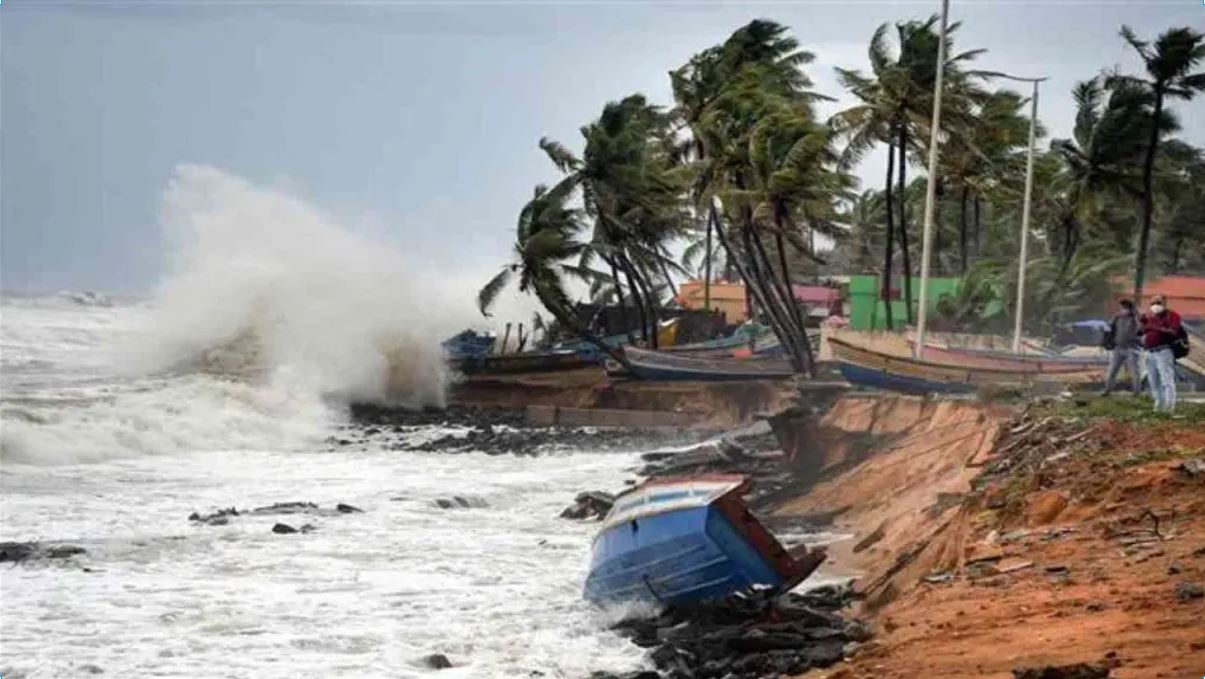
[{"x1": 1151, "y1": 304, "x2": 1164, "y2": 315}]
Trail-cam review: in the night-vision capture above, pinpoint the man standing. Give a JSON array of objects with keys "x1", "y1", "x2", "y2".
[
  {"x1": 1139, "y1": 295, "x2": 1182, "y2": 413},
  {"x1": 1102, "y1": 299, "x2": 1141, "y2": 396}
]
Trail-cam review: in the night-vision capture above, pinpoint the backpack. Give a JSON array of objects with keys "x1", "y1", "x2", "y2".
[{"x1": 1171, "y1": 326, "x2": 1190, "y2": 360}]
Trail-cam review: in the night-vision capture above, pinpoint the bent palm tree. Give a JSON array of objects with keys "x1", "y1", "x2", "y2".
[{"x1": 477, "y1": 179, "x2": 630, "y2": 368}]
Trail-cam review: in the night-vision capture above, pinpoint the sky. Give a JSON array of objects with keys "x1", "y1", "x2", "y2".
[{"x1": 2, "y1": 0, "x2": 1203, "y2": 296}]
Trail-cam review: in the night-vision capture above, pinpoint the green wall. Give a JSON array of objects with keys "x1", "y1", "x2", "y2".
[{"x1": 848, "y1": 274, "x2": 963, "y2": 330}]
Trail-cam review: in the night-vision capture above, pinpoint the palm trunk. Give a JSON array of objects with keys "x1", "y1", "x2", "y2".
[
  {"x1": 618, "y1": 256, "x2": 649, "y2": 347},
  {"x1": 958, "y1": 185, "x2": 969, "y2": 273},
  {"x1": 775, "y1": 219, "x2": 814, "y2": 375},
  {"x1": 881, "y1": 137, "x2": 897, "y2": 330},
  {"x1": 711, "y1": 204, "x2": 787, "y2": 357},
  {"x1": 973, "y1": 194, "x2": 982, "y2": 258},
  {"x1": 1133, "y1": 90, "x2": 1162, "y2": 305},
  {"x1": 630, "y1": 259, "x2": 660, "y2": 349},
  {"x1": 607, "y1": 257, "x2": 636, "y2": 345},
  {"x1": 744, "y1": 221, "x2": 806, "y2": 372},
  {"x1": 896, "y1": 125, "x2": 914, "y2": 324},
  {"x1": 703, "y1": 210, "x2": 713, "y2": 309}
]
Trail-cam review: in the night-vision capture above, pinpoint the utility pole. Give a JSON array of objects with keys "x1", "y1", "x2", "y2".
[
  {"x1": 912, "y1": 0, "x2": 950, "y2": 360},
  {"x1": 1007, "y1": 76, "x2": 1046, "y2": 353}
]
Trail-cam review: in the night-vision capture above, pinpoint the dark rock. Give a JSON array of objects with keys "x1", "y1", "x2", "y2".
[
  {"x1": 271, "y1": 523, "x2": 298, "y2": 534},
  {"x1": 422, "y1": 653, "x2": 452, "y2": 669},
  {"x1": 188, "y1": 507, "x2": 239, "y2": 525},
  {"x1": 251, "y1": 502, "x2": 319, "y2": 515},
  {"x1": 1167, "y1": 562, "x2": 1182, "y2": 575},
  {"x1": 1012, "y1": 662, "x2": 1110, "y2": 679},
  {"x1": 1175, "y1": 582, "x2": 1203, "y2": 602},
  {"x1": 78, "y1": 664, "x2": 104, "y2": 675},
  {"x1": 560, "y1": 491, "x2": 615, "y2": 521},
  {"x1": 0, "y1": 541, "x2": 86, "y2": 563},
  {"x1": 798, "y1": 639, "x2": 846, "y2": 667},
  {"x1": 336, "y1": 503, "x2": 363, "y2": 514}
]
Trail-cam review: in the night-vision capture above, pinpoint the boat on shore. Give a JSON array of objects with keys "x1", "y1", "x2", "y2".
[
  {"x1": 905, "y1": 341, "x2": 1107, "y2": 373},
  {"x1": 830, "y1": 337, "x2": 1101, "y2": 394},
  {"x1": 622, "y1": 347, "x2": 795, "y2": 381},
  {"x1": 584, "y1": 475, "x2": 825, "y2": 606},
  {"x1": 449, "y1": 350, "x2": 590, "y2": 375}
]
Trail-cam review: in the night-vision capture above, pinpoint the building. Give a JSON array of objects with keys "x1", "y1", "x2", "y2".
[
  {"x1": 676, "y1": 280, "x2": 844, "y2": 325},
  {"x1": 1114, "y1": 275, "x2": 1205, "y2": 322},
  {"x1": 847, "y1": 274, "x2": 963, "y2": 330},
  {"x1": 676, "y1": 280, "x2": 748, "y2": 324}
]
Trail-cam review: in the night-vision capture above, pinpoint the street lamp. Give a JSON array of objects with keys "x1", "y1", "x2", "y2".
[
  {"x1": 993, "y1": 73, "x2": 1048, "y2": 354},
  {"x1": 913, "y1": 0, "x2": 950, "y2": 360}
]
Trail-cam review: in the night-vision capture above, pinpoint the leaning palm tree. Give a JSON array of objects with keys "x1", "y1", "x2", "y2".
[
  {"x1": 476, "y1": 178, "x2": 629, "y2": 368},
  {"x1": 540, "y1": 94, "x2": 692, "y2": 348},
  {"x1": 1111, "y1": 25, "x2": 1205, "y2": 303}
]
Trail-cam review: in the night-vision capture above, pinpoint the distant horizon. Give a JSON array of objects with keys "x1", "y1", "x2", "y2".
[{"x1": 3, "y1": 1, "x2": 1202, "y2": 297}]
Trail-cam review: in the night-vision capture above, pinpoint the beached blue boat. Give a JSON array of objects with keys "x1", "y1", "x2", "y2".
[
  {"x1": 441, "y1": 329, "x2": 496, "y2": 359},
  {"x1": 584, "y1": 475, "x2": 825, "y2": 606}
]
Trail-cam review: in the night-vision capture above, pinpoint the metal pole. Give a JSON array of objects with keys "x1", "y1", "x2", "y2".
[
  {"x1": 1011, "y1": 79, "x2": 1040, "y2": 354},
  {"x1": 912, "y1": 0, "x2": 949, "y2": 360}
]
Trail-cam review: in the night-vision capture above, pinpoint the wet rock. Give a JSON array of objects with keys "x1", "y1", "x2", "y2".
[
  {"x1": 271, "y1": 523, "x2": 298, "y2": 534},
  {"x1": 188, "y1": 507, "x2": 239, "y2": 525},
  {"x1": 605, "y1": 589, "x2": 862, "y2": 679},
  {"x1": 78, "y1": 664, "x2": 104, "y2": 675},
  {"x1": 560, "y1": 491, "x2": 615, "y2": 520},
  {"x1": 1175, "y1": 582, "x2": 1203, "y2": 602},
  {"x1": 434, "y1": 496, "x2": 488, "y2": 510},
  {"x1": 1011, "y1": 662, "x2": 1110, "y2": 679},
  {"x1": 421, "y1": 653, "x2": 452, "y2": 669},
  {"x1": 336, "y1": 503, "x2": 363, "y2": 514},
  {"x1": 0, "y1": 541, "x2": 87, "y2": 563},
  {"x1": 251, "y1": 502, "x2": 319, "y2": 515}
]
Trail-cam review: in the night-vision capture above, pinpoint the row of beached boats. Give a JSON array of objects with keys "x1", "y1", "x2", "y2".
[{"x1": 442, "y1": 324, "x2": 1130, "y2": 392}]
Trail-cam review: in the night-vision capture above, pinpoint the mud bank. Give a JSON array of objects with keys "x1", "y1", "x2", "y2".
[
  {"x1": 449, "y1": 370, "x2": 809, "y2": 428},
  {"x1": 768, "y1": 396, "x2": 1205, "y2": 678}
]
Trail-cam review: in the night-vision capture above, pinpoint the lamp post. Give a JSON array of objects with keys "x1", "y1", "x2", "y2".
[
  {"x1": 993, "y1": 74, "x2": 1048, "y2": 354},
  {"x1": 912, "y1": 0, "x2": 950, "y2": 360}
]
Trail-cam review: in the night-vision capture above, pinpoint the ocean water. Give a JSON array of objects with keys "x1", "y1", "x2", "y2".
[{"x1": 0, "y1": 294, "x2": 650, "y2": 678}]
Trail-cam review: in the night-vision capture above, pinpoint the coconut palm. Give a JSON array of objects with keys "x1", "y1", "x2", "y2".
[
  {"x1": 476, "y1": 178, "x2": 629, "y2": 367},
  {"x1": 1111, "y1": 25, "x2": 1205, "y2": 302}
]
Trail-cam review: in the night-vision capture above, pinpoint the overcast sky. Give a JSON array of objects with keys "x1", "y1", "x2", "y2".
[{"x1": 2, "y1": 0, "x2": 1202, "y2": 294}]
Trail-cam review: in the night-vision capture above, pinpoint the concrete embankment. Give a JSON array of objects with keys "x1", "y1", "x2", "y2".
[{"x1": 765, "y1": 395, "x2": 1205, "y2": 679}]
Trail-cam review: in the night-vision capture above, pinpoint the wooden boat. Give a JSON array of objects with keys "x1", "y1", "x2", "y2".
[
  {"x1": 584, "y1": 475, "x2": 825, "y2": 605},
  {"x1": 623, "y1": 347, "x2": 795, "y2": 381},
  {"x1": 449, "y1": 350, "x2": 590, "y2": 375},
  {"x1": 906, "y1": 340, "x2": 1107, "y2": 373},
  {"x1": 830, "y1": 337, "x2": 1101, "y2": 394}
]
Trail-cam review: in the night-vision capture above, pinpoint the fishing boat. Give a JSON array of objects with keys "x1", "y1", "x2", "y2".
[
  {"x1": 623, "y1": 347, "x2": 795, "y2": 381},
  {"x1": 449, "y1": 350, "x2": 590, "y2": 375},
  {"x1": 584, "y1": 475, "x2": 825, "y2": 606},
  {"x1": 441, "y1": 329, "x2": 496, "y2": 360},
  {"x1": 830, "y1": 337, "x2": 1101, "y2": 394},
  {"x1": 905, "y1": 340, "x2": 1107, "y2": 373}
]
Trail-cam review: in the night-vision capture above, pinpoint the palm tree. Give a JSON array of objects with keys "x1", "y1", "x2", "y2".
[
  {"x1": 1048, "y1": 76, "x2": 1150, "y2": 268},
  {"x1": 1112, "y1": 25, "x2": 1205, "y2": 303},
  {"x1": 671, "y1": 20, "x2": 830, "y2": 374},
  {"x1": 540, "y1": 94, "x2": 692, "y2": 348},
  {"x1": 833, "y1": 16, "x2": 986, "y2": 325},
  {"x1": 476, "y1": 178, "x2": 629, "y2": 367}
]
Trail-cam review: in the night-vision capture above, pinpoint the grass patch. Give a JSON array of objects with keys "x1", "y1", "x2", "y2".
[{"x1": 1028, "y1": 395, "x2": 1205, "y2": 425}]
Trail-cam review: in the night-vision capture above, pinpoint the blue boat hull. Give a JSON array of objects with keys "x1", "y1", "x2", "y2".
[
  {"x1": 585, "y1": 504, "x2": 785, "y2": 605},
  {"x1": 836, "y1": 361, "x2": 973, "y2": 395}
]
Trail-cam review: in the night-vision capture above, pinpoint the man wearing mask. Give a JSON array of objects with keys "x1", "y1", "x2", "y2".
[
  {"x1": 1139, "y1": 295, "x2": 1182, "y2": 412},
  {"x1": 1102, "y1": 299, "x2": 1140, "y2": 396}
]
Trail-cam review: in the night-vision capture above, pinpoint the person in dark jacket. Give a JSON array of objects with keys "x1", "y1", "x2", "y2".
[
  {"x1": 1139, "y1": 294, "x2": 1182, "y2": 412},
  {"x1": 1102, "y1": 299, "x2": 1141, "y2": 396}
]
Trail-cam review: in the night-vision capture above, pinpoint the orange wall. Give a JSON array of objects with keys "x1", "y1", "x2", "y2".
[{"x1": 677, "y1": 281, "x2": 747, "y2": 323}]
